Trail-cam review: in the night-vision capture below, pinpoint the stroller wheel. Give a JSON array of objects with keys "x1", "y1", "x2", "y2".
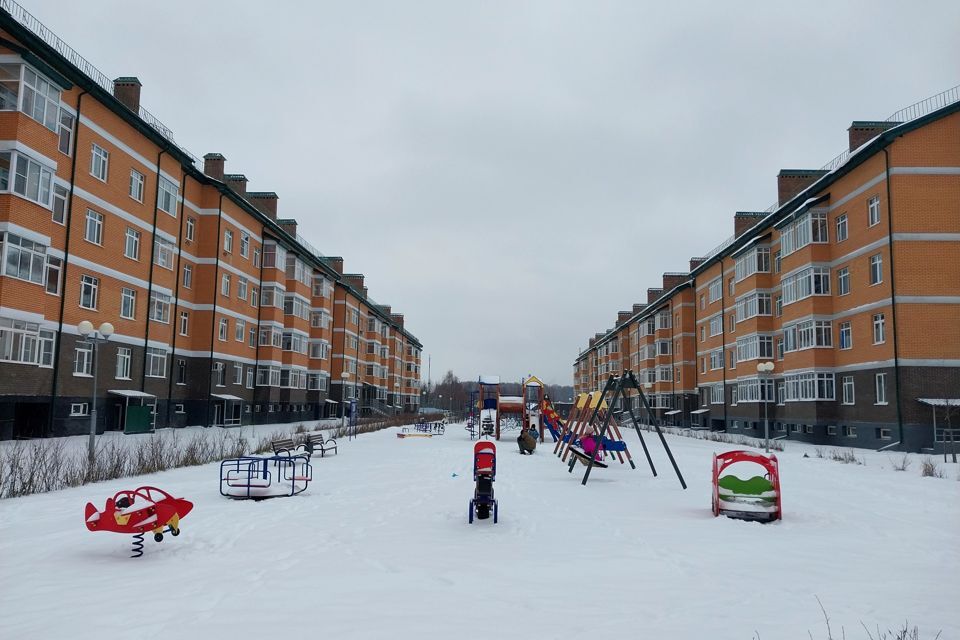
[{"x1": 477, "y1": 504, "x2": 490, "y2": 520}]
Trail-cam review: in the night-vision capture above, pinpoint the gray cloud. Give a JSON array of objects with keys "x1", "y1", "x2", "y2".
[{"x1": 31, "y1": 0, "x2": 960, "y2": 384}]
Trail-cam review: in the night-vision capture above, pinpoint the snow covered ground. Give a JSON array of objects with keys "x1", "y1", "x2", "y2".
[{"x1": 1, "y1": 423, "x2": 957, "y2": 639}]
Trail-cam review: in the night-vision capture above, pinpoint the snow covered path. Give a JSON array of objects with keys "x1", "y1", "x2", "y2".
[{"x1": 1, "y1": 424, "x2": 957, "y2": 639}]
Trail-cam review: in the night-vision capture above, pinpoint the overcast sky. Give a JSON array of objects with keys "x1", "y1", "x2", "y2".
[{"x1": 28, "y1": 0, "x2": 959, "y2": 385}]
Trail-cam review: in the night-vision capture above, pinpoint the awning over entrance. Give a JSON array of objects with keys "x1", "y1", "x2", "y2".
[
  {"x1": 108, "y1": 389, "x2": 156, "y2": 398},
  {"x1": 211, "y1": 394, "x2": 243, "y2": 401},
  {"x1": 690, "y1": 408, "x2": 710, "y2": 415},
  {"x1": 325, "y1": 399, "x2": 339, "y2": 404},
  {"x1": 918, "y1": 398, "x2": 960, "y2": 407},
  {"x1": 663, "y1": 410, "x2": 681, "y2": 416}
]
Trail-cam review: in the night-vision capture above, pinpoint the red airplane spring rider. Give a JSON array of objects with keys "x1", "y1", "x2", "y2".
[{"x1": 85, "y1": 486, "x2": 193, "y2": 557}]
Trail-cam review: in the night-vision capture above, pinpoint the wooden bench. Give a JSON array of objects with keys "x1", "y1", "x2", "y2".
[
  {"x1": 303, "y1": 432, "x2": 337, "y2": 457},
  {"x1": 272, "y1": 437, "x2": 309, "y2": 458}
]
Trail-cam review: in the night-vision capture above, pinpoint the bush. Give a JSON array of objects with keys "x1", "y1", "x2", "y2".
[
  {"x1": 829, "y1": 448, "x2": 865, "y2": 465},
  {"x1": 890, "y1": 454, "x2": 911, "y2": 472},
  {"x1": 919, "y1": 456, "x2": 944, "y2": 478}
]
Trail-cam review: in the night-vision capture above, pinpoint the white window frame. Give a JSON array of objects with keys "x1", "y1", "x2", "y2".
[
  {"x1": 120, "y1": 287, "x2": 136, "y2": 320},
  {"x1": 868, "y1": 196, "x2": 881, "y2": 227},
  {"x1": 116, "y1": 346, "x2": 132, "y2": 380},
  {"x1": 90, "y1": 143, "x2": 109, "y2": 182},
  {"x1": 79, "y1": 274, "x2": 99, "y2": 310},
  {"x1": 129, "y1": 169, "x2": 145, "y2": 203},
  {"x1": 124, "y1": 227, "x2": 140, "y2": 260},
  {"x1": 84, "y1": 210, "x2": 103, "y2": 245}
]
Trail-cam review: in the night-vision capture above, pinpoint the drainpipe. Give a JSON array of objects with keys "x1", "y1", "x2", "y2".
[
  {"x1": 48, "y1": 90, "x2": 87, "y2": 436},
  {"x1": 139, "y1": 148, "x2": 168, "y2": 392},
  {"x1": 720, "y1": 258, "x2": 728, "y2": 429},
  {"x1": 883, "y1": 148, "x2": 905, "y2": 449},
  {"x1": 204, "y1": 193, "x2": 225, "y2": 427},
  {"x1": 252, "y1": 238, "x2": 265, "y2": 423},
  {"x1": 164, "y1": 172, "x2": 189, "y2": 427},
  {"x1": 669, "y1": 299, "x2": 677, "y2": 426}
]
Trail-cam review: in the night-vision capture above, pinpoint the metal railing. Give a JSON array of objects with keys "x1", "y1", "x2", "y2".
[{"x1": 1, "y1": 0, "x2": 201, "y2": 167}]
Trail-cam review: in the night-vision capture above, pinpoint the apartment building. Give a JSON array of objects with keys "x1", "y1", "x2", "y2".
[
  {"x1": 0, "y1": 3, "x2": 421, "y2": 439},
  {"x1": 574, "y1": 88, "x2": 960, "y2": 452}
]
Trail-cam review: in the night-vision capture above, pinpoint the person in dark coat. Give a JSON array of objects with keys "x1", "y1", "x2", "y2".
[{"x1": 517, "y1": 427, "x2": 537, "y2": 455}]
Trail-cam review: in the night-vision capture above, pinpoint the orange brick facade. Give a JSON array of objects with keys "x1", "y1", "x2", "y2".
[
  {"x1": 575, "y1": 95, "x2": 960, "y2": 452},
  {"x1": 0, "y1": 7, "x2": 421, "y2": 438}
]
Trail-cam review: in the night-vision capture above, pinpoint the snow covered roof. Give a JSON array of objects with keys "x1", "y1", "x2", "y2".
[
  {"x1": 108, "y1": 389, "x2": 156, "y2": 398},
  {"x1": 918, "y1": 398, "x2": 960, "y2": 407},
  {"x1": 479, "y1": 375, "x2": 500, "y2": 385}
]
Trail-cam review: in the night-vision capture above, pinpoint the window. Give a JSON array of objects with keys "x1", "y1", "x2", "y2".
[
  {"x1": 221, "y1": 274, "x2": 231, "y2": 297},
  {"x1": 839, "y1": 321, "x2": 852, "y2": 350},
  {"x1": 213, "y1": 363, "x2": 225, "y2": 386},
  {"x1": 0, "y1": 318, "x2": 46, "y2": 365},
  {"x1": 2, "y1": 233, "x2": 47, "y2": 284},
  {"x1": 90, "y1": 143, "x2": 109, "y2": 181},
  {"x1": 175, "y1": 404, "x2": 185, "y2": 414},
  {"x1": 774, "y1": 295, "x2": 782, "y2": 318},
  {"x1": 707, "y1": 279, "x2": 722, "y2": 303},
  {"x1": 240, "y1": 233, "x2": 250, "y2": 258},
  {"x1": 185, "y1": 217, "x2": 195, "y2": 242},
  {"x1": 246, "y1": 367, "x2": 254, "y2": 388},
  {"x1": 84, "y1": 210, "x2": 103, "y2": 245},
  {"x1": 79, "y1": 274, "x2": 99, "y2": 310},
  {"x1": 735, "y1": 335, "x2": 774, "y2": 362},
  {"x1": 708, "y1": 315, "x2": 722, "y2": 337},
  {"x1": 73, "y1": 342, "x2": 92, "y2": 375},
  {"x1": 734, "y1": 292, "x2": 772, "y2": 322},
  {"x1": 248, "y1": 327, "x2": 256, "y2": 347},
  {"x1": 44, "y1": 256, "x2": 62, "y2": 295},
  {"x1": 146, "y1": 348, "x2": 167, "y2": 377},
  {"x1": 869, "y1": 254, "x2": 883, "y2": 285},
  {"x1": 349, "y1": 309, "x2": 359, "y2": 325},
  {"x1": 237, "y1": 277, "x2": 248, "y2": 301},
  {"x1": 154, "y1": 237, "x2": 174, "y2": 270},
  {"x1": 709, "y1": 349, "x2": 723, "y2": 370},
  {"x1": 129, "y1": 169, "x2": 145, "y2": 202},
  {"x1": 120, "y1": 288, "x2": 136, "y2": 319},
  {"x1": 780, "y1": 211, "x2": 828, "y2": 256},
  {"x1": 868, "y1": 196, "x2": 880, "y2": 226},
  {"x1": 730, "y1": 387, "x2": 738, "y2": 405},
  {"x1": 773, "y1": 250, "x2": 781, "y2": 273},
  {"x1": 709, "y1": 385, "x2": 724, "y2": 404},
  {"x1": 842, "y1": 376, "x2": 855, "y2": 405},
  {"x1": 21, "y1": 67, "x2": 60, "y2": 130},
  {"x1": 224, "y1": 229, "x2": 233, "y2": 253},
  {"x1": 70, "y1": 403, "x2": 89, "y2": 416},
  {"x1": 158, "y1": 177, "x2": 178, "y2": 216},
  {"x1": 699, "y1": 294, "x2": 705, "y2": 310},
  {"x1": 182, "y1": 264, "x2": 193, "y2": 289},
  {"x1": 124, "y1": 227, "x2": 140, "y2": 260},
  {"x1": 176, "y1": 359, "x2": 186, "y2": 384},
  {"x1": 233, "y1": 363, "x2": 243, "y2": 385},
  {"x1": 179, "y1": 311, "x2": 189, "y2": 336},
  {"x1": 116, "y1": 347, "x2": 131, "y2": 379},
  {"x1": 781, "y1": 266, "x2": 830, "y2": 305},
  {"x1": 235, "y1": 319, "x2": 245, "y2": 342},
  {"x1": 58, "y1": 108, "x2": 75, "y2": 155},
  {"x1": 784, "y1": 372, "x2": 835, "y2": 401},
  {"x1": 873, "y1": 313, "x2": 886, "y2": 344},
  {"x1": 250, "y1": 287, "x2": 258, "y2": 308},
  {"x1": 836, "y1": 213, "x2": 848, "y2": 242},
  {"x1": 734, "y1": 247, "x2": 770, "y2": 282},
  {"x1": 736, "y1": 378, "x2": 775, "y2": 403},
  {"x1": 253, "y1": 248, "x2": 261, "y2": 268},
  {"x1": 218, "y1": 318, "x2": 228, "y2": 341},
  {"x1": 52, "y1": 184, "x2": 68, "y2": 224},
  {"x1": 827, "y1": 425, "x2": 837, "y2": 436},
  {"x1": 149, "y1": 292, "x2": 170, "y2": 323},
  {"x1": 1, "y1": 151, "x2": 54, "y2": 206},
  {"x1": 837, "y1": 266, "x2": 850, "y2": 296},
  {"x1": 783, "y1": 319, "x2": 832, "y2": 352},
  {"x1": 843, "y1": 425, "x2": 858, "y2": 438}
]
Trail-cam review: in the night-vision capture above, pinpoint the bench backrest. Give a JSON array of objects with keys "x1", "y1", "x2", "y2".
[{"x1": 273, "y1": 437, "x2": 296, "y2": 450}]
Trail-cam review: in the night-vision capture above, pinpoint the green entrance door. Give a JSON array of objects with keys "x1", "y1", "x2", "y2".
[{"x1": 124, "y1": 405, "x2": 153, "y2": 434}]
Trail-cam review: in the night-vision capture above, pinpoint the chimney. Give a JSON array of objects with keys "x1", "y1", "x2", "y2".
[
  {"x1": 848, "y1": 121, "x2": 900, "y2": 152},
  {"x1": 362, "y1": 287, "x2": 368, "y2": 300},
  {"x1": 224, "y1": 174, "x2": 247, "y2": 196},
  {"x1": 734, "y1": 211, "x2": 768, "y2": 239},
  {"x1": 203, "y1": 153, "x2": 226, "y2": 180},
  {"x1": 391, "y1": 313, "x2": 404, "y2": 329},
  {"x1": 381, "y1": 305, "x2": 392, "y2": 316},
  {"x1": 777, "y1": 169, "x2": 828, "y2": 206},
  {"x1": 647, "y1": 288, "x2": 663, "y2": 303},
  {"x1": 278, "y1": 218, "x2": 297, "y2": 238},
  {"x1": 662, "y1": 272, "x2": 687, "y2": 291},
  {"x1": 617, "y1": 311, "x2": 632, "y2": 326},
  {"x1": 345, "y1": 273, "x2": 365, "y2": 291},
  {"x1": 589, "y1": 337, "x2": 596, "y2": 348},
  {"x1": 247, "y1": 192, "x2": 278, "y2": 219},
  {"x1": 113, "y1": 77, "x2": 142, "y2": 112},
  {"x1": 632, "y1": 303, "x2": 645, "y2": 314},
  {"x1": 325, "y1": 257, "x2": 343, "y2": 274},
  {"x1": 689, "y1": 257, "x2": 705, "y2": 272}
]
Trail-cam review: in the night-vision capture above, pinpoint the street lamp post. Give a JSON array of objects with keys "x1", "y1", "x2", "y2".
[
  {"x1": 394, "y1": 381, "x2": 401, "y2": 415},
  {"x1": 757, "y1": 361, "x2": 775, "y2": 453},
  {"x1": 643, "y1": 382, "x2": 653, "y2": 426},
  {"x1": 340, "y1": 371, "x2": 350, "y2": 434},
  {"x1": 78, "y1": 320, "x2": 114, "y2": 468}
]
